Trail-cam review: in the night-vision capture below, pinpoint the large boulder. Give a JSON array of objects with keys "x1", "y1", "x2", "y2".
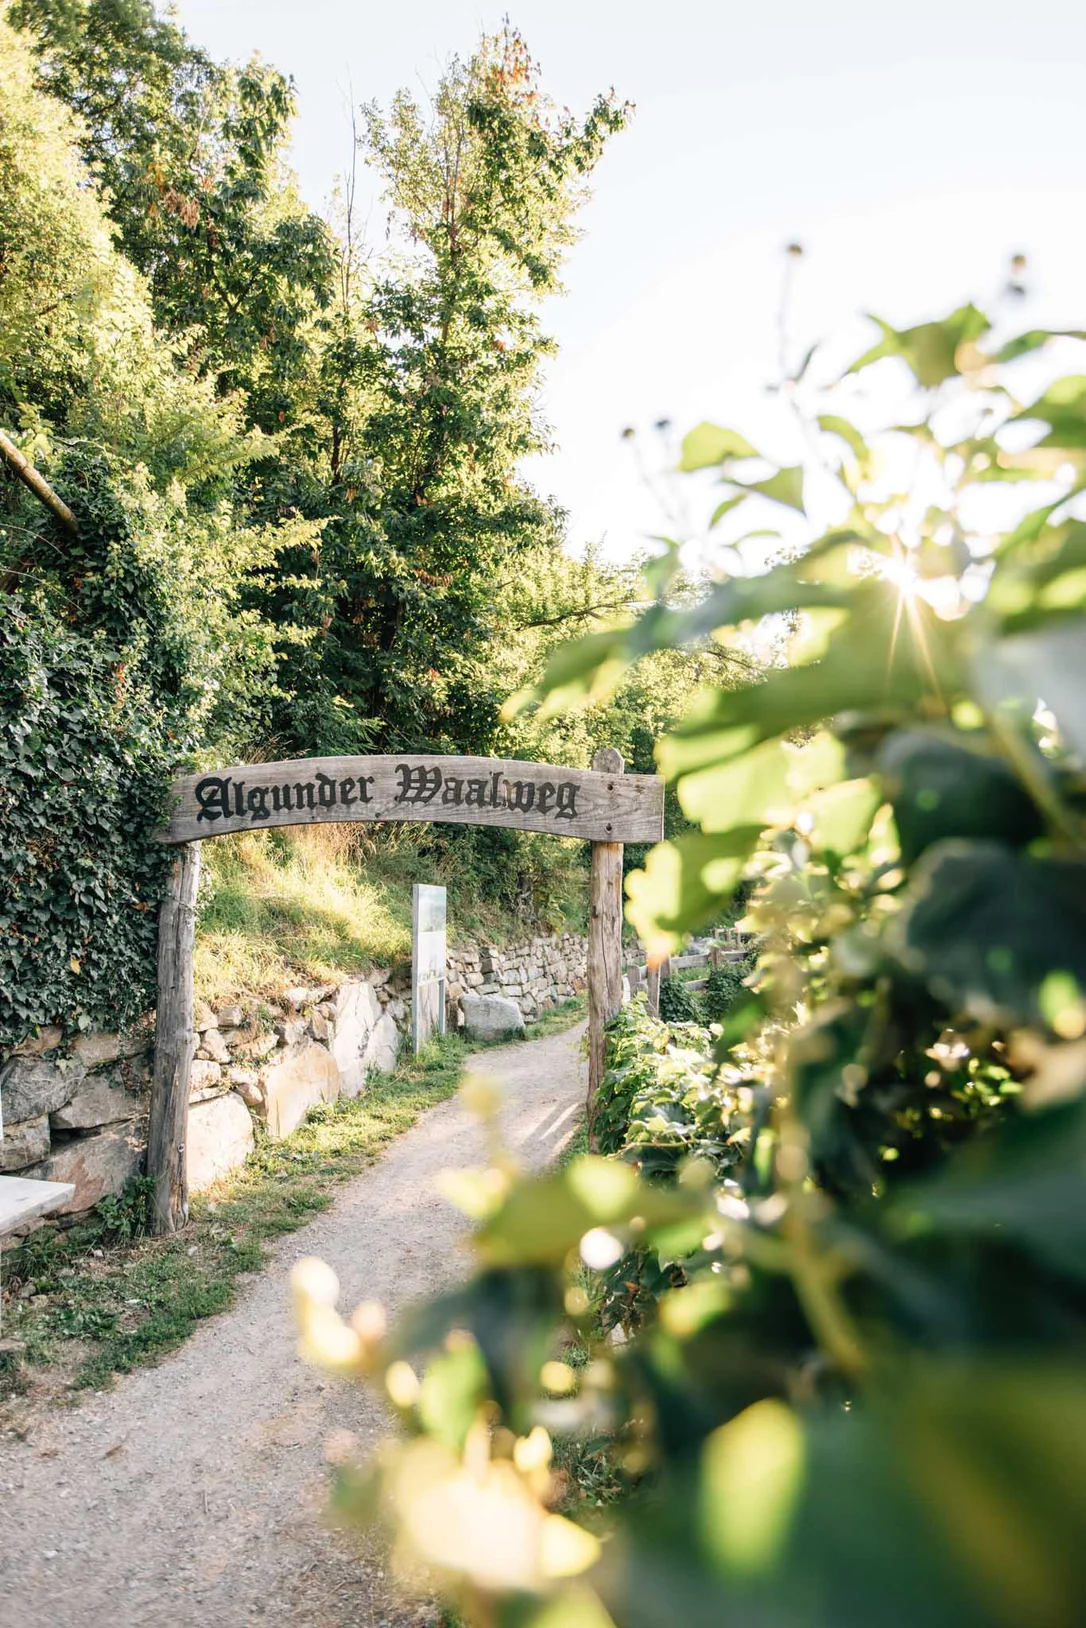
[
  {"x1": 0, "y1": 1114, "x2": 50, "y2": 1172},
  {"x1": 0, "y1": 1056, "x2": 85, "y2": 1123},
  {"x1": 187, "y1": 1092, "x2": 255, "y2": 1191},
  {"x1": 363, "y1": 1011, "x2": 400, "y2": 1077},
  {"x1": 27, "y1": 1123, "x2": 145, "y2": 1215},
  {"x1": 261, "y1": 1041, "x2": 340, "y2": 1138},
  {"x1": 50, "y1": 1071, "x2": 145, "y2": 1130},
  {"x1": 460, "y1": 993, "x2": 526, "y2": 1043},
  {"x1": 332, "y1": 980, "x2": 383, "y2": 1095}
]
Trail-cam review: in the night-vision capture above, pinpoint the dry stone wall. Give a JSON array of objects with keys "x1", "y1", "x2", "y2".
[
  {"x1": 0, "y1": 930, "x2": 585, "y2": 1225},
  {"x1": 446, "y1": 932, "x2": 587, "y2": 1024}
]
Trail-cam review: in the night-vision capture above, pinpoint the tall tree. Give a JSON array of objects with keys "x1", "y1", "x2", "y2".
[
  {"x1": 11, "y1": 0, "x2": 336, "y2": 427},
  {"x1": 288, "y1": 28, "x2": 630, "y2": 752}
]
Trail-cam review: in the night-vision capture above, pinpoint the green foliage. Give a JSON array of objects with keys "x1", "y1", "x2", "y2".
[
  {"x1": 597, "y1": 999, "x2": 749, "y2": 1181},
  {"x1": 700, "y1": 959, "x2": 754, "y2": 1024},
  {"x1": 312, "y1": 305, "x2": 1086, "y2": 1627},
  {"x1": 12, "y1": 0, "x2": 336, "y2": 425},
  {"x1": 0, "y1": 5, "x2": 705, "y2": 1054},
  {"x1": 0, "y1": 594, "x2": 174, "y2": 1044},
  {"x1": 656, "y1": 975, "x2": 701, "y2": 1026},
  {"x1": 268, "y1": 28, "x2": 630, "y2": 757}
]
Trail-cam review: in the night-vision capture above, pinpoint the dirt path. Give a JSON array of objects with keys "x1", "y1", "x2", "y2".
[{"x1": 0, "y1": 1023, "x2": 586, "y2": 1628}]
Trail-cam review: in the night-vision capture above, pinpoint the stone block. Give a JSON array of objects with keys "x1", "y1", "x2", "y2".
[
  {"x1": 28, "y1": 1124, "x2": 145, "y2": 1215},
  {"x1": 331, "y1": 981, "x2": 382, "y2": 1095},
  {"x1": 0, "y1": 1114, "x2": 50, "y2": 1172},
  {"x1": 276, "y1": 1016, "x2": 308, "y2": 1047},
  {"x1": 363, "y1": 1012, "x2": 400, "y2": 1077},
  {"x1": 309, "y1": 1010, "x2": 331, "y2": 1041},
  {"x1": 50, "y1": 1073, "x2": 145, "y2": 1130},
  {"x1": 228, "y1": 1067, "x2": 264, "y2": 1109},
  {"x1": 193, "y1": 1000, "x2": 217, "y2": 1033},
  {"x1": 71, "y1": 1029, "x2": 149, "y2": 1070},
  {"x1": 0, "y1": 1056, "x2": 85, "y2": 1124},
  {"x1": 189, "y1": 1058, "x2": 222, "y2": 1091},
  {"x1": 11, "y1": 1024, "x2": 63, "y2": 1058},
  {"x1": 460, "y1": 993, "x2": 526, "y2": 1043},
  {"x1": 262, "y1": 1041, "x2": 340, "y2": 1138},
  {"x1": 215, "y1": 1005, "x2": 245, "y2": 1030},
  {"x1": 201, "y1": 1027, "x2": 231, "y2": 1064},
  {"x1": 187, "y1": 1093, "x2": 255, "y2": 1192},
  {"x1": 236, "y1": 1031, "x2": 278, "y2": 1062}
]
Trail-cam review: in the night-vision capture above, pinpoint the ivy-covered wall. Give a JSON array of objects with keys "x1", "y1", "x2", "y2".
[{"x1": 0, "y1": 594, "x2": 174, "y2": 1049}]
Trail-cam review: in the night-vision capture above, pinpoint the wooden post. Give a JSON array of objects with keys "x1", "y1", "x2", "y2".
[
  {"x1": 646, "y1": 960, "x2": 661, "y2": 1019},
  {"x1": 587, "y1": 748, "x2": 625, "y2": 1149},
  {"x1": 147, "y1": 842, "x2": 201, "y2": 1234}
]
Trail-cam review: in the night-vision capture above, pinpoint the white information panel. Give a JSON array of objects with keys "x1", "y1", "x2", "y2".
[{"x1": 411, "y1": 883, "x2": 447, "y2": 1055}]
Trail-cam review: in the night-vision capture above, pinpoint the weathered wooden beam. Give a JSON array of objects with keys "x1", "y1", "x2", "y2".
[
  {"x1": 160, "y1": 753, "x2": 664, "y2": 846},
  {"x1": 0, "y1": 429, "x2": 77, "y2": 533},
  {"x1": 147, "y1": 842, "x2": 201, "y2": 1234},
  {"x1": 586, "y1": 748, "x2": 625, "y2": 1150}
]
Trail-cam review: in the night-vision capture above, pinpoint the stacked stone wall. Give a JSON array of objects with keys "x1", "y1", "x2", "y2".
[
  {"x1": 446, "y1": 932, "x2": 587, "y2": 1024},
  {"x1": 0, "y1": 930, "x2": 586, "y2": 1223}
]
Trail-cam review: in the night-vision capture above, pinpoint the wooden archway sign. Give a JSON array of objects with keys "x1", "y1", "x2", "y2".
[{"x1": 148, "y1": 750, "x2": 664, "y2": 1232}]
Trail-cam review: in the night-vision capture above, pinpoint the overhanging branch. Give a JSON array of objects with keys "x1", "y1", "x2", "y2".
[{"x1": 0, "y1": 429, "x2": 78, "y2": 534}]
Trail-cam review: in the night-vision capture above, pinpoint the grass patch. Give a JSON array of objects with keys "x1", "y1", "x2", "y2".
[
  {"x1": 195, "y1": 823, "x2": 587, "y2": 1005},
  {"x1": 0, "y1": 1033, "x2": 469, "y2": 1420}
]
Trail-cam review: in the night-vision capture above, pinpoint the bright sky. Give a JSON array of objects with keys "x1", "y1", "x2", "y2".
[{"x1": 176, "y1": 0, "x2": 1086, "y2": 561}]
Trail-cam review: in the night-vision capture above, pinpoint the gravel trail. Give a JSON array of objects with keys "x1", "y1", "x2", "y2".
[{"x1": 0, "y1": 1023, "x2": 586, "y2": 1628}]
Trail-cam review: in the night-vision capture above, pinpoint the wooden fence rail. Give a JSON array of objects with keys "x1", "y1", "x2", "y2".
[{"x1": 625, "y1": 934, "x2": 750, "y2": 1016}]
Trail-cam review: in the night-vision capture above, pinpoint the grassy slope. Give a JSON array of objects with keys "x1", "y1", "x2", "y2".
[{"x1": 195, "y1": 823, "x2": 586, "y2": 1004}]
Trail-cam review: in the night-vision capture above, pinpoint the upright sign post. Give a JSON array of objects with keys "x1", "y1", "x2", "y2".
[
  {"x1": 150, "y1": 752, "x2": 663, "y2": 1233},
  {"x1": 412, "y1": 884, "x2": 447, "y2": 1055},
  {"x1": 587, "y1": 748, "x2": 626, "y2": 1149}
]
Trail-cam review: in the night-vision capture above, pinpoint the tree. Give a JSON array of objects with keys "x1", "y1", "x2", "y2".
[
  {"x1": 285, "y1": 28, "x2": 630, "y2": 753},
  {"x1": 11, "y1": 0, "x2": 336, "y2": 427}
]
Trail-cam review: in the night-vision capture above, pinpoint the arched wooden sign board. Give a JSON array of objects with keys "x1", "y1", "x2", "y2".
[{"x1": 148, "y1": 751, "x2": 663, "y2": 1232}]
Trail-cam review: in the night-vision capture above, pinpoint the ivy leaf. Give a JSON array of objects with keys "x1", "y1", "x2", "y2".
[
  {"x1": 817, "y1": 414, "x2": 869, "y2": 464},
  {"x1": 744, "y1": 466, "x2": 805, "y2": 512},
  {"x1": 876, "y1": 730, "x2": 1043, "y2": 865},
  {"x1": 893, "y1": 842, "x2": 1086, "y2": 1032},
  {"x1": 625, "y1": 827, "x2": 763, "y2": 953},
  {"x1": 679, "y1": 423, "x2": 761, "y2": 471},
  {"x1": 894, "y1": 1100, "x2": 1086, "y2": 1283},
  {"x1": 993, "y1": 329, "x2": 1086, "y2": 364},
  {"x1": 848, "y1": 305, "x2": 991, "y2": 388},
  {"x1": 1011, "y1": 376, "x2": 1086, "y2": 450},
  {"x1": 976, "y1": 619, "x2": 1086, "y2": 757}
]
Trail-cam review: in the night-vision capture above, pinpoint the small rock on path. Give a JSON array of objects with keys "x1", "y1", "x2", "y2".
[{"x1": 0, "y1": 1024, "x2": 586, "y2": 1628}]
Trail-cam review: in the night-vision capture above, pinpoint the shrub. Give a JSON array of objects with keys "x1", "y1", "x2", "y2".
[
  {"x1": 698, "y1": 959, "x2": 754, "y2": 1023},
  {"x1": 295, "y1": 303, "x2": 1086, "y2": 1628},
  {"x1": 657, "y1": 974, "x2": 702, "y2": 1025}
]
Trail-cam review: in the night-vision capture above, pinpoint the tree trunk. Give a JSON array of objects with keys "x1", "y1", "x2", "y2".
[{"x1": 147, "y1": 843, "x2": 201, "y2": 1234}]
